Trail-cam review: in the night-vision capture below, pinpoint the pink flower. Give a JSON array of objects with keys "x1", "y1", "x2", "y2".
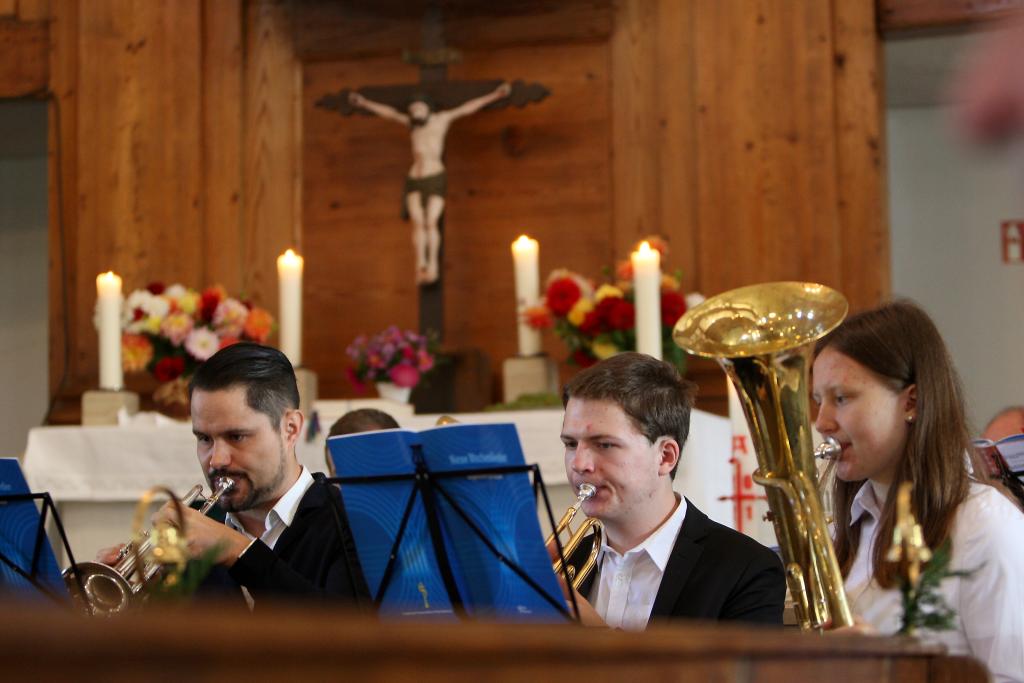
[
  {"x1": 160, "y1": 311, "x2": 194, "y2": 346},
  {"x1": 184, "y1": 327, "x2": 220, "y2": 362},
  {"x1": 213, "y1": 298, "x2": 249, "y2": 337},
  {"x1": 389, "y1": 363, "x2": 420, "y2": 388}
]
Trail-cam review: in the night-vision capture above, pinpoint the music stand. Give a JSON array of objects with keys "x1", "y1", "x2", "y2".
[
  {"x1": 325, "y1": 426, "x2": 582, "y2": 621},
  {"x1": 0, "y1": 489, "x2": 85, "y2": 609}
]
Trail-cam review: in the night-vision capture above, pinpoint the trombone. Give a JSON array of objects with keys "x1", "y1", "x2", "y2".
[
  {"x1": 547, "y1": 483, "x2": 603, "y2": 591},
  {"x1": 63, "y1": 477, "x2": 234, "y2": 614}
]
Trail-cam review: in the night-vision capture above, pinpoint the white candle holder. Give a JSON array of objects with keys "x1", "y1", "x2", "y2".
[
  {"x1": 81, "y1": 389, "x2": 139, "y2": 426},
  {"x1": 502, "y1": 353, "x2": 559, "y2": 403}
]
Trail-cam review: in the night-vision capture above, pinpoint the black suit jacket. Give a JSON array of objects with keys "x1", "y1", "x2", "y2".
[
  {"x1": 202, "y1": 478, "x2": 370, "y2": 606},
  {"x1": 570, "y1": 499, "x2": 785, "y2": 626}
]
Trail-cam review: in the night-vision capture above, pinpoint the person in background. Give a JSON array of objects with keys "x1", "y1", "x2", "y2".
[{"x1": 323, "y1": 408, "x2": 400, "y2": 476}]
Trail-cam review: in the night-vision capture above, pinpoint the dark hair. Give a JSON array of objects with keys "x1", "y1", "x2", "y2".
[
  {"x1": 328, "y1": 408, "x2": 400, "y2": 437},
  {"x1": 562, "y1": 352, "x2": 696, "y2": 478},
  {"x1": 408, "y1": 92, "x2": 435, "y2": 111},
  {"x1": 189, "y1": 343, "x2": 299, "y2": 429},
  {"x1": 814, "y1": 300, "x2": 981, "y2": 588}
]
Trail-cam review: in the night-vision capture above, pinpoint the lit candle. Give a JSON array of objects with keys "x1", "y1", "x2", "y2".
[
  {"x1": 277, "y1": 248, "x2": 304, "y2": 367},
  {"x1": 631, "y1": 241, "x2": 661, "y2": 360},
  {"x1": 96, "y1": 271, "x2": 123, "y2": 390},
  {"x1": 511, "y1": 235, "x2": 541, "y2": 356}
]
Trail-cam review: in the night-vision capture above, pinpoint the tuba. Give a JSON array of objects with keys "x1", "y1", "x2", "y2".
[
  {"x1": 673, "y1": 282, "x2": 853, "y2": 630},
  {"x1": 63, "y1": 477, "x2": 233, "y2": 615}
]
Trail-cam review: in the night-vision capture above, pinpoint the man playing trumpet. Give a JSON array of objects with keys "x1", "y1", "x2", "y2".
[
  {"x1": 557, "y1": 353, "x2": 785, "y2": 629},
  {"x1": 99, "y1": 343, "x2": 368, "y2": 605}
]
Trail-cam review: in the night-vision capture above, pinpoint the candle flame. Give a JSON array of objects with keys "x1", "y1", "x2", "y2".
[
  {"x1": 278, "y1": 248, "x2": 304, "y2": 269},
  {"x1": 638, "y1": 241, "x2": 652, "y2": 254}
]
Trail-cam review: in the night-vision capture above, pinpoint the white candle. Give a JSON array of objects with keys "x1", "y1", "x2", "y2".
[
  {"x1": 96, "y1": 271, "x2": 123, "y2": 390},
  {"x1": 277, "y1": 248, "x2": 304, "y2": 367},
  {"x1": 631, "y1": 241, "x2": 662, "y2": 360},
  {"x1": 511, "y1": 235, "x2": 541, "y2": 356}
]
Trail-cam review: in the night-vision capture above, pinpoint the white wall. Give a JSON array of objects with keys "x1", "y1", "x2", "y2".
[
  {"x1": 0, "y1": 100, "x2": 48, "y2": 458},
  {"x1": 887, "y1": 105, "x2": 1024, "y2": 429}
]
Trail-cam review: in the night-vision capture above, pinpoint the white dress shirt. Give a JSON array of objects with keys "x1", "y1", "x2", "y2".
[
  {"x1": 226, "y1": 466, "x2": 315, "y2": 551},
  {"x1": 588, "y1": 495, "x2": 687, "y2": 631},
  {"x1": 845, "y1": 481, "x2": 1024, "y2": 683}
]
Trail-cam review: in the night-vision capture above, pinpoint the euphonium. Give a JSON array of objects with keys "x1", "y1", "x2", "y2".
[
  {"x1": 673, "y1": 282, "x2": 853, "y2": 630},
  {"x1": 547, "y1": 483, "x2": 603, "y2": 591},
  {"x1": 63, "y1": 477, "x2": 234, "y2": 614}
]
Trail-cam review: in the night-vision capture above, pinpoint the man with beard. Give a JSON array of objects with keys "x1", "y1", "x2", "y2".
[
  {"x1": 348, "y1": 82, "x2": 510, "y2": 285},
  {"x1": 100, "y1": 343, "x2": 368, "y2": 605}
]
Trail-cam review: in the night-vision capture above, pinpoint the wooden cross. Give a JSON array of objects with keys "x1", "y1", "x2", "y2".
[{"x1": 316, "y1": 5, "x2": 549, "y2": 342}]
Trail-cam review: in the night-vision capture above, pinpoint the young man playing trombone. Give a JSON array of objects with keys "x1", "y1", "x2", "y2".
[
  {"x1": 99, "y1": 343, "x2": 368, "y2": 606},
  {"x1": 558, "y1": 353, "x2": 785, "y2": 629}
]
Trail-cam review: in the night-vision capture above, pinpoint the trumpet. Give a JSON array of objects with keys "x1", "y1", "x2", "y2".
[
  {"x1": 547, "y1": 483, "x2": 603, "y2": 591},
  {"x1": 63, "y1": 477, "x2": 234, "y2": 615}
]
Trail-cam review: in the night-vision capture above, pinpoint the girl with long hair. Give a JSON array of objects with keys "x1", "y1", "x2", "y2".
[{"x1": 812, "y1": 300, "x2": 1023, "y2": 683}]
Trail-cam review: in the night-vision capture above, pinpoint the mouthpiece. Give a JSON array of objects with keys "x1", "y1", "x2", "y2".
[{"x1": 814, "y1": 436, "x2": 841, "y2": 460}]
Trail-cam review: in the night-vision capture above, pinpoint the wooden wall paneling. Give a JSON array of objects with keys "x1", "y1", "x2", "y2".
[
  {"x1": 48, "y1": 0, "x2": 78, "y2": 405},
  {"x1": 293, "y1": 0, "x2": 614, "y2": 62},
  {"x1": 0, "y1": 0, "x2": 15, "y2": 18},
  {"x1": 878, "y1": 0, "x2": 1024, "y2": 34},
  {"x1": 0, "y1": 17, "x2": 48, "y2": 96},
  {"x1": 653, "y1": 0, "x2": 700, "y2": 294},
  {"x1": 610, "y1": 0, "x2": 659, "y2": 255},
  {"x1": 693, "y1": 0, "x2": 844, "y2": 298},
  {"x1": 445, "y1": 43, "x2": 614, "y2": 388},
  {"x1": 302, "y1": 56, "x2": 424, "y2": 397},
  {"x1": 693, "y1": 0, "x2": 762, "y2": 297},
  {"x1": 17, "y1": 0, "x2": 50, "y2": 22},
  {"x1": 242, "y1": 0, "x2": 298, "y2": 334},
  {"x1": 72, "y1": 0, "x2": 204, "y2": 387},
  {"x1": 833, "y1": 0, "x2": 890, "y2": 311},
  {"x1": 201, "y1": 0, "x2": 244, "y2": 294}
]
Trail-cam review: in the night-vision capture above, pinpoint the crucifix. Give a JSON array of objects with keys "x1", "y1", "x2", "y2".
[{"x1": 316, "y1": 5, "x2": 549, "y2": 341}]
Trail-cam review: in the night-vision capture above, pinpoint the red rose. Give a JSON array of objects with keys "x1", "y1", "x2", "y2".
[
  {"x1": 661, "y1": 291, "x2": 687, "y2": 326},
  {"x1": 579, "y1": 309, "x2": 604, "y2": 336},
  {"x1": 132, "y1": 307, "x2": 145, "y2": 322},
  {"x1": 153, "y1": 356, "x2": 185, "y2": 382},
  {"x1": 606, "y1": 298, "x2": 635, "y2": 331},
  {"x1": 146, "y1": 282, "x2": 166, "y2": 295},
  {"x1": 572, "y1": 349, "x2": 598, "y2": 368},
  {"x1": 545, "y1": 278, "x2": 582, "y2": 316},
  {"x1": 199, "y1": 291, "x2": 220, "y2": 322}
]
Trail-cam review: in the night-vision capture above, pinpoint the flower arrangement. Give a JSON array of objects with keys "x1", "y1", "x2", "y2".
[
  {"x1": 523, "y1": 237, "x2": 703, "y2": 368},
  {"x1": 116, "y1": 282, "x2": 275, "y2": 383},
  {"x1": 345, "y1": 326, "x2": 436, "y2": 393}
]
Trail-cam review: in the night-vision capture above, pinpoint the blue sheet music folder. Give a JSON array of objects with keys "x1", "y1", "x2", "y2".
[
  {"x1": 327, "y1": 423, "x2": 566, "y2": 621},
  {"x1": 0, "y1": 458, "x2": 65, "y2": 601}
]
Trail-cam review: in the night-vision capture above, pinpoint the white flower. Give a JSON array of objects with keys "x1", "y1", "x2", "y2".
[
  {"x1": 685, "y1": 292, "x2": 706, "y2": 309},
  {"x1": 124, "y1": 289, "x2": 170, "y2": 332},
  {"x1": 164, "y1": 284, "x2": 188, "y2": 302},
  {"x1": 184, "y1": 327, "x2": 220, "y2": 362}
]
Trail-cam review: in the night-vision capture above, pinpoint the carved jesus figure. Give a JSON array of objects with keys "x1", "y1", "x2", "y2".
[{"x1": 349, "y1": 81, "x2": 512, "y2": 285}]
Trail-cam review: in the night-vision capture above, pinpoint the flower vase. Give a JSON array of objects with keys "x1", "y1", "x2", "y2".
[{"x1": 375, "y1": 381, "x2": 412, "y2": 404}]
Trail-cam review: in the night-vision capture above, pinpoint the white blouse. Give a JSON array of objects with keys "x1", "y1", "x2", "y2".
[{"x1": 845, "y1": 482, "x2": 1024, "y2": 683}]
